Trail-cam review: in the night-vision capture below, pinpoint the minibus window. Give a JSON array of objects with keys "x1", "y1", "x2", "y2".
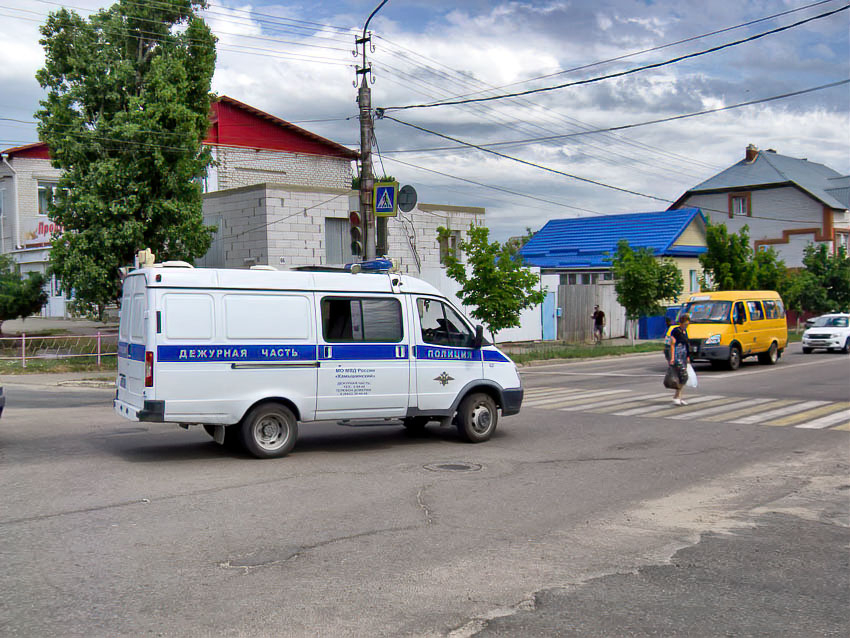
[
  {"x1": 763, "y1": 300, "x2": 780, "y2": 319},
  {"x1": 322, "y1": 297, "x2": 402, "y2": 343},
  {"x1": 681, "y1": 300, "x2": 732, "y2": 323},
  {"x1": 747, "y1": 301, "x2": 764, "y2": 321},
  {"x1": 733, "y1": 302, "x2": 746, "y2": 324}
]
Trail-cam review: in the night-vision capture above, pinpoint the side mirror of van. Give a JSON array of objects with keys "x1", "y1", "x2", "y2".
[{"x1": 473, "y1": 325, "x2": 484, "y2": 349}]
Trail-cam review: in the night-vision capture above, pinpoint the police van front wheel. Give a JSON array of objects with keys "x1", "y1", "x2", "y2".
[
  {"x1": 456, "y1": 393, "x2": 498, "y2": 443},
  {"x1": 240, "y1": 403, "x2": 298, "y2": 459}
]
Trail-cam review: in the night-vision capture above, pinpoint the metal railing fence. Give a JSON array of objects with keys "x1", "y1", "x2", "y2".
[{"x1": 0, "y1": 332, "x2": 119, "y2": 367}]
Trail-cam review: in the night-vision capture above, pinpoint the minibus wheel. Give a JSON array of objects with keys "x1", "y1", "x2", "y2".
[
  {"x1": 758, "y1": 342, "x2": 779, "y2": 365},
  {"x1": 240, "y1": 403, "x2": 298, "y2": 459},
  {"x1": 727, "y1": 345, "x2": 742, "y2": 370},
  {"x1": 456, "y1": 393, "x2": 498, "y2": 443}
]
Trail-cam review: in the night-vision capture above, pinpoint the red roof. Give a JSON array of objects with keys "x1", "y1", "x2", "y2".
[
  {"x1": 208, "y1": 96, "x2": 359, "y2": 160},
  {"x1": 1, "y1": 142, "x2": 50, "y2": 159},
  {"x1": 2, "y1": 96, "x2": 359, "y2": 161}
]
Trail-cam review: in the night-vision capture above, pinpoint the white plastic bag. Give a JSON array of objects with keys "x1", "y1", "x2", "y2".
[{"x1": 686, "y1": 363, "x2": 698, "y2": 388}]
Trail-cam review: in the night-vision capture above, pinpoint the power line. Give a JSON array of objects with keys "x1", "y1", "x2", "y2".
[
  {"x1": 391, "y1": 0, "x2": 840, "y2": 103},
  {"x1": 380, "y1": 3, "x2": 850, "y2": 112},
  {"x1": 379, "y1": 80, "x2": 850, "y2": 154},
  {"x1": 379, "y1": 115, "x2": 842, "y2": 224}
]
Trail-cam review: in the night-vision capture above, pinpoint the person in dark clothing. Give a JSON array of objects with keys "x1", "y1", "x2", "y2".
[
  {"x1": 592, "y1": 305, "x2": 605, "y2": 344},
  {"x1": 668, "y1": 313, "x2": 691, "y2": 405}
]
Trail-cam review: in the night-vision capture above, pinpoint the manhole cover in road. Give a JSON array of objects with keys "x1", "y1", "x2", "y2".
[{"x1": 423, "y1": 461, "x2": 482, "y2": 473}]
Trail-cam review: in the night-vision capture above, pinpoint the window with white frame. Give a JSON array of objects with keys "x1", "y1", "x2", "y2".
[
  {"x1": 689, "y1": 269, "x2": 699, "y2": 292},
  {"x1": 38, "y1": 182, "x2": 58, "y2": 216},
  {"x1": 731, "y1": 195, "x2": 748, "y2": 216}
]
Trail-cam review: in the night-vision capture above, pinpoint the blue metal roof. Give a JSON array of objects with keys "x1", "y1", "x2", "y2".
[{"x1": 519, "y1": 208, "x2": 706, "y2": 269}]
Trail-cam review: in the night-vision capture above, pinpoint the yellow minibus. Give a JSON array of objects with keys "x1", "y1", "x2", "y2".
[{"x1": 668, "y1": 291, "x2": 788, "y2": 370}]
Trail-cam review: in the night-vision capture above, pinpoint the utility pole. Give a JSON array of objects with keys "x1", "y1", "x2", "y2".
[{"x1": 355, "y1": 1, "x2": 388, "y2": 261}]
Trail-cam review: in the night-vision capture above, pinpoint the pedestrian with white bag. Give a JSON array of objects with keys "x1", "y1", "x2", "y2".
[{"x1": 665, "y1": 313, "x2": 695, "y2": 405}]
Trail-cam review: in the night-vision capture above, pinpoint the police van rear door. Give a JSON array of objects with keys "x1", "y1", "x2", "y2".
[{"x1": 116, "y1": 273, "x2": 148, "y2": 414}]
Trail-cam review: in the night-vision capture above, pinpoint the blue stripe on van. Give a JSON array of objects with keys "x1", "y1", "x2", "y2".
[
  {"x1": 483, "y1": 349, "x2": 511, "y2": 363},
  {"x1": 157, "y1": 345, "x2": 318, "y2": 363},
  {"x1": 414, "y1": 345, "x2": 481, "y2": 362},
  {"x1": 320, "y1": 344, "x2": 407, "y2": 360},
  {"x1": 118, "y1": 342, "x2": 146, "y2": 361}
]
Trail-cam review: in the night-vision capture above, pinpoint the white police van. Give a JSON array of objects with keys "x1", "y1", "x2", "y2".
[{"x1": 114, "y1": 261, "x2": 523, "y2": 458}]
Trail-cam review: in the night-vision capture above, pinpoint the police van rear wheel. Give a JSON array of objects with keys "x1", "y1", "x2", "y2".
[
  {"x1": 240, "y1": 403, "x2": 298, "y2": 459},
  {"x1": 456, "y1": 393, "x2": 498, "y2": 443}
]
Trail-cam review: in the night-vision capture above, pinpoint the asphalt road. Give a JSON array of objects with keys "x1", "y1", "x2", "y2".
[{"x1": 0, "y1": 342, "x2": 847, "y2": 637}]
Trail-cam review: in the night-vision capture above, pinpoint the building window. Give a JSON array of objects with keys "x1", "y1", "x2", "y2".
[
  {"x1": 729, "y1": 193, "x2": 750, "y2": 217},
  {"x1": 439, "y1": 229, "x2": 460, "y2": 265},
  {"x1": 689, "y1": 270, "x2": 699, "y2": 292},
  {"x1": 38, "y1": 182, "x2": 58, "y2": 216},
  {"x1": 835, "y1": 231, "x2": 849, "y2": 254},
  {"x1": 567, "y1": 273, "x2": 577, "y2": 285},
  {"x1": 580, "y1": 273, "x2": 591, "y2": 285},
  {"x1": 602, "y1": 272, "x2": 613, "y2": 281}
]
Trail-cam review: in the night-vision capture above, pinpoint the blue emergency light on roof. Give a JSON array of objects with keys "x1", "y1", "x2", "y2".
[{"x1": 344, "y1": 258, "x2": 395, "y2": 273}]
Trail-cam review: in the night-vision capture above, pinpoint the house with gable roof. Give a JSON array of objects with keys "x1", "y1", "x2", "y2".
[
  {"x1": 518, "y1": 208, "x2": 707, "y2": 341},
  {"x1": 519, "y1": 207, "x2": 707, "y2": 297},
  {"x1": 0, "y1": 96, "x2": 483, "y2": 316},
  {"x1": 671, "y1": 144, "x2": 850, "y2": 267}
]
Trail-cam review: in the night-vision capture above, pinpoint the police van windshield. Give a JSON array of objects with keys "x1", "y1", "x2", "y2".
[{"x1": 682, "y1": 300, "x2": 733, "y2": 323}]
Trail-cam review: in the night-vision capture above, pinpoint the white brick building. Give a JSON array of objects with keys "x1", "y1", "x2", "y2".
[{"x1": 2, "y1": 96, "x2": 486, "y2": 316}]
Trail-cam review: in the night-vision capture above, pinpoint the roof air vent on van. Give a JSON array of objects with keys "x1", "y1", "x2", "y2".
[
  {"x1": 250, "y1": 265, "x2": 278, "y2": 271},
  {"x1": 158, "y1": 261, "x2": 194, "y2": 268}
]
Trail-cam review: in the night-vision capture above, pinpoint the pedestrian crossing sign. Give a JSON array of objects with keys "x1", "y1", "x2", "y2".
[{"x1": 374, "y1": 181, "x2": 398, "y2": 217}]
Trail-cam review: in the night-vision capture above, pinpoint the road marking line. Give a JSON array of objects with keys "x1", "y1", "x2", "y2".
[
  {"x1": 613, "y1": 395, "x2": 723, "y2": 416},
  {"x1": 559, "y1": 392, "x2": 667, "y2": 411},
  {"x1": 764, "y1": 402, "x2": 850, "y2": 427},
  {"x1": 666, "y1": 397, "x2": 773, "y2": 420},
  {"x1": 700, "y1": 399, "x2": 795, "y2": 422},
  {"x1": 831, "y1": 421, "x2": 850, "y2": 431},
  {"x1": 524, "y1": 389, "x2": 630, "y2": 407},
  {"x1": 795, "y1": 409, "x2": 850, "y2": 429},
  {"x1": 732, "y1": 400, "x2": 831, "y2": 425},
  {"x1": 649, "y1": 396, "x2": 753, "y2": 419},
  {"x1": 585, "y1": 395, "x2": 676, "y2": 413}
]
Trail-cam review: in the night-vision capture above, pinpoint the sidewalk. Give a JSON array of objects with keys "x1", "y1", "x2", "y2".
[
  {"x1": 0, "y1": 317, "x2": 118, "y2": 336},
  {"x1": 2, "y1": 371, "x2": 115, "y2": 388}
]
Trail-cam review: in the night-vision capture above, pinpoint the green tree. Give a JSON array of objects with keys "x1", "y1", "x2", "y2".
[
  {"x1": 36, "y1": 0, "x2": 217, "y2": 318},
  {"x1": 699, "y1": 222, "x2": 757, "y2": 290},
  {"x1": 0, "y1": 255, "x2": 48, "y2": 335},
  {"x1": 441, "y1": 224, "x2": 546, "y2": 340},
  {"x1": 699, "y1": 221, "x2": 788, "y2": 292},
  {"x1": 609, "y1": 240, "x2": 683, "y2": 343},
  {"x1": 784, "y1": 244, "x2": 850, "y2": 314}
]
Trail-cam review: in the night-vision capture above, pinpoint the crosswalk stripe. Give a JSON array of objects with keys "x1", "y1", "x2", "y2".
[
  {"x1": 523, "y1": 387, "x2": 578, "y2": 398},
  {"x1": 732, "y1": 400, "x2": 832, "y2": 425},
  {"x1": 586, "y1": 395, "x2": 674, "y2": 414},
  {"x1": 524, "y1": 389, "x2": 630, "y2": 407},
  {"x1": 794, "y1": 409, "x2": 850, "y2": 429},
  {"x1": 613, "y1": 395, "x2": 723, "y2": 416},
  {"x1": 831, "y1": 421, "x2": 850, "y2": 431},
  {"x1": 764, "y1": 401, "x2": 850, "y2": 427},
  {"x1": 699, "y1": 399, "x2": 795, "y2": 422},
  {"x1": 537, "y1": 392, "x2": 637, "y2": 410},
  {"x1": 657, "y1": 396, "x2": 757, "y2": 420},
  {"x1": 559, "y1": 392, "x2": 667, "y2": 411}
]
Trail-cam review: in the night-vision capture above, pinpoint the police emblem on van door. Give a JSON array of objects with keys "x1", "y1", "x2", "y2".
[{"x1": 434, "y1": 372, "x2": 454, "y2": 386}]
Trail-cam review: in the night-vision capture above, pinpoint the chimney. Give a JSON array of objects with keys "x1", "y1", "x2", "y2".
[{"x1": 745, "y1": 144, "x2": 758, "y2": 162}]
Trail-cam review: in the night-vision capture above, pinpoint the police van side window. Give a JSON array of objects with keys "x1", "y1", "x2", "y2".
[
  {"x1": 321, "y1": 297, "x2": 402, "y2": 343},
  {"x1": 417, "y1": 298, "x2": 474, "y2": 348}
]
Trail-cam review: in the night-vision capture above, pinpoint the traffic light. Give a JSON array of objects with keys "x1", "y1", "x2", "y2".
[{"x1": 349, "y1": 211, "x2": 363, "y2": 257}]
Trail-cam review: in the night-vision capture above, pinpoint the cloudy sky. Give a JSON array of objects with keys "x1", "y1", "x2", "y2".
[{"x1": 1, "y1": 0, "x2": 848, "y2": 240}]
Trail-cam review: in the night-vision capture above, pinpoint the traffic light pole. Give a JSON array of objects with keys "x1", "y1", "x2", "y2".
[
  {"x1": 355, "y1": 1, "x2": 388, "y2": 262},
  {"x1": 357, "y1": 73, "x2": 375, "y2": 261}
]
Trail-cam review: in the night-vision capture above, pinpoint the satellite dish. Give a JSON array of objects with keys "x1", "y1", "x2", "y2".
[{"x1": 398, "y1": 184, "x2": 417, "y2": 212}]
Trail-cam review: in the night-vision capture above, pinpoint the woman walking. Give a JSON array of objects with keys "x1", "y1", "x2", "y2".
[{"x1": 668, "y1": 313, "x2": 691, "y2": 405}]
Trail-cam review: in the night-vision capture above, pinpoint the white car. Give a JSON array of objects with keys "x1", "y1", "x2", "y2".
[{"x1": 801, "y1": 313, "x2": 850, "y2": 354}]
